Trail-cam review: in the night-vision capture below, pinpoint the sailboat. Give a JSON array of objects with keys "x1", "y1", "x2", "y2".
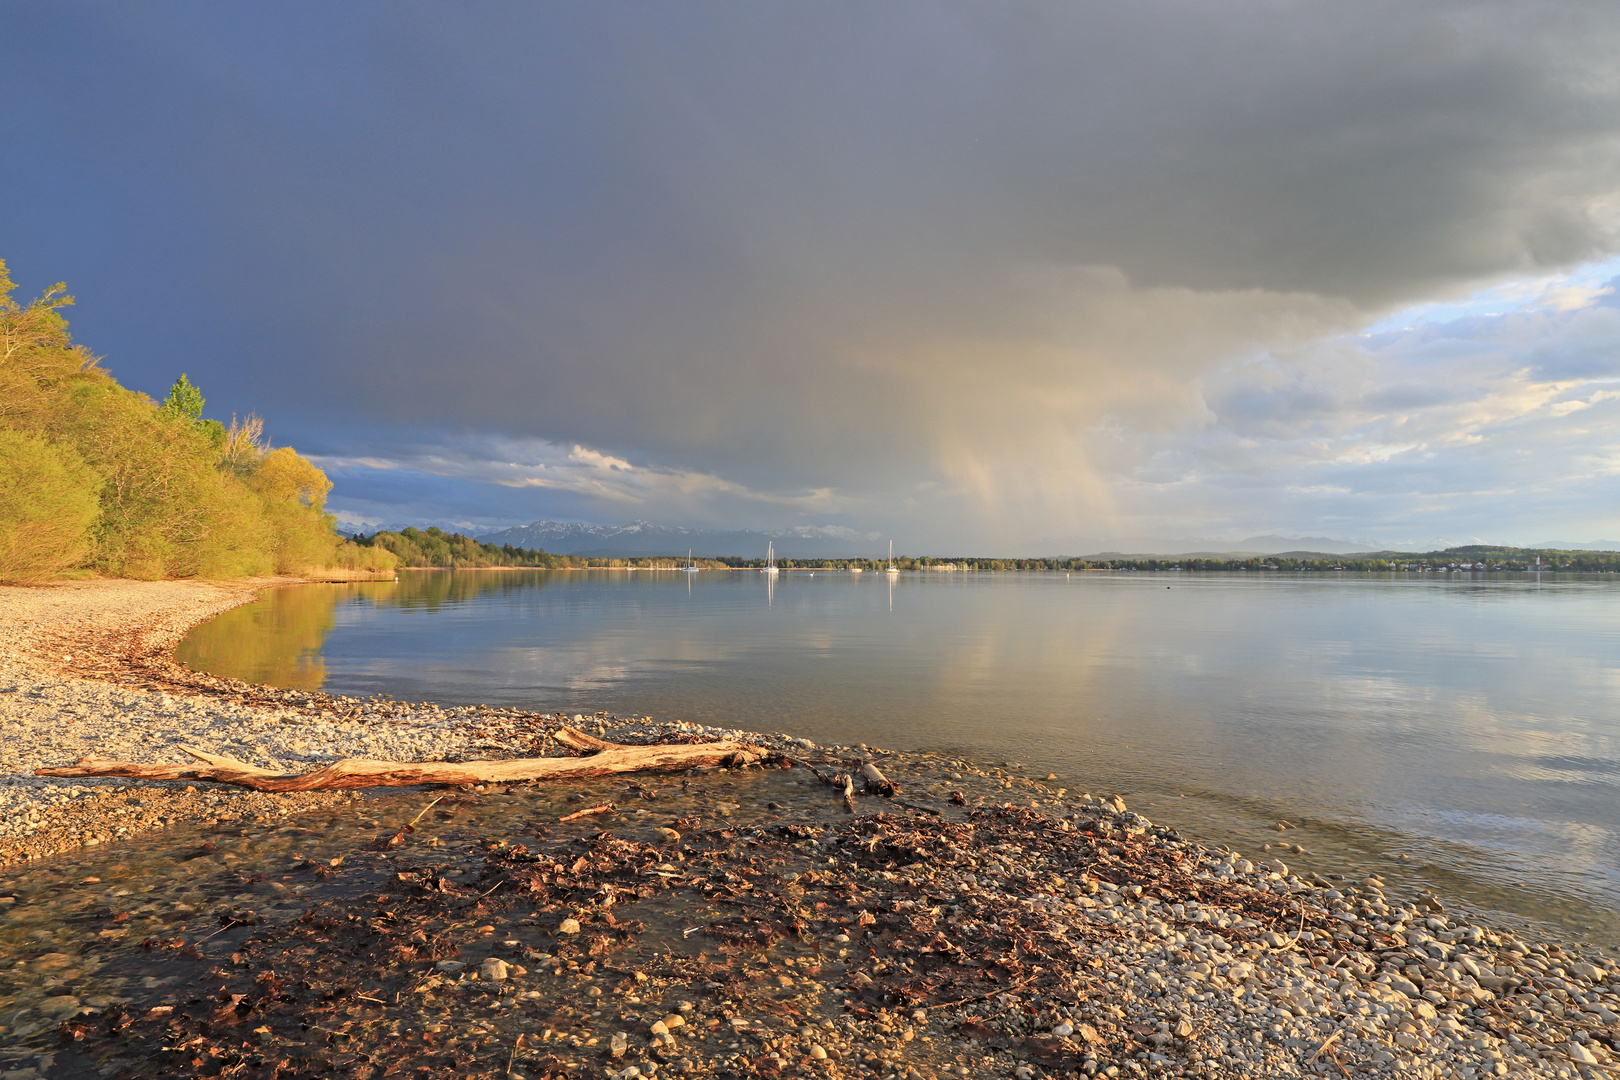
[
  {"x1": 682, "y1": 549, "x2": 700, "y2": 573},
  {"x1": 761, "y1": 541, "x2": 779, "y2": 575},
  {"x1": 886, "y1": 540, "x2": 899, "y2": 576}
]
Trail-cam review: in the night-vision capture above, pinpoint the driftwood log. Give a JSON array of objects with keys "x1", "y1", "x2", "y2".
[
  {"x1": 35, "y1": 727, "x2": 772, "y2": 792},
  {"x1": 860, "y1": 761, "x2": 897, "y2": 797}
]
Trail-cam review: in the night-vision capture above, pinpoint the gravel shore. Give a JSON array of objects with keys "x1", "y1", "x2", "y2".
[
  {"x1": 0, "y1": 577, "x2": 513, "y2": 866},
  {"x1": 1, "y1": 578, "x2": 1617, "y2": 1079}
]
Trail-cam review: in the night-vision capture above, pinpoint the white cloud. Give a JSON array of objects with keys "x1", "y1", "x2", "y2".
[
  {"x1": 1087, "y1": 262, "x2": 1620, "y2": 546},
  {"x1": 311, "y1": 433, "x2": 851, "y2": 525}
]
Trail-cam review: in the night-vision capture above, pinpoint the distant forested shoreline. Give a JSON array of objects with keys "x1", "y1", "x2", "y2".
[
  {"x1": 880, "y1": 547, "x2": 1620, "y2": 573},
  {"x1": 353, "y1": 536, "x2": 1620, "y2": 573},
  {"x1": 352, "y1": 527, "x2": 580, "y2": 569}
]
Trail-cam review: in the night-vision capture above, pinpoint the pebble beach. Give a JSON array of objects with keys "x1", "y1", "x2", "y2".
[{"x1": 1, "y1": 578, "x2": 1618, "y2": 1080}]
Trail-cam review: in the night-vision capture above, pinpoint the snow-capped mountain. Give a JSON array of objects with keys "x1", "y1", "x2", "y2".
[{"x1": 475, "y1": 520, "x2": 884, "y2": 558}]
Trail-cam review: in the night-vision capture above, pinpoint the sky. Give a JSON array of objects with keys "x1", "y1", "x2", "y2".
[{"x1": 5, "y1": 2, "x2": 1620, "y2": 553}]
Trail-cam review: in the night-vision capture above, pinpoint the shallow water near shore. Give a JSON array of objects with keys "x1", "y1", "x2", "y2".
[
  {"x1": 0, "y1": 763, "x2": 829, "y2": 1061},
  {"x1": 175, "y1": 569, "x2": 1620, "y2": 947}
]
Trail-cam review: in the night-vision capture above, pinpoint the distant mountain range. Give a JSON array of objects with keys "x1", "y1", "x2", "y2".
[
  {"x1": 334, "y1": 520, "x2": 492, "y2": 538},
  {"x1": 1532, "y1": 540, "x2": 1620, "y2": 552},
  {"x1": 1230, "y1": 534, "x2": 1381, "y2": 555},
  {"x1": 475, "y1": 519, "x2": 885, "y2": 558}
]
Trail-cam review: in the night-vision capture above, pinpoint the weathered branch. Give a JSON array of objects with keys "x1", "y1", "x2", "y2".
[
  {"x1": 552, "y1": 727, "x2": 620, "y2": 753},
  {"x1": 861, "y1": 761, "x2": 897, "y2": 797},
  {"x1": 36, "y1": 727, "x2": 772, "y2": 792},
  {"x1": 832, "y1": 772, "x2": 857, "y2": 814}
]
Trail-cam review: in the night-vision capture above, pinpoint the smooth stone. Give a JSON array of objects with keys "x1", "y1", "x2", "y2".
[
  {"x1": 39, "y1": 994, "x2": 81, "y2": 1018},
  {"x1": 435, "y1": 960, "x2": 466, "y2": 974},
  {"x1": 478, "y1": 958, "x2": 510, "y2": 981},
  {"x1": 1386, "y1": 975, "x2": 1420, "y2": 998},
  {"x1": 559, "y1": 918, "x2": 581, "y2": 935}
]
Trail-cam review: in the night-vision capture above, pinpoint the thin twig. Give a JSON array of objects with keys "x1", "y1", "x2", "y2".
[
  {"x1": 197, "y1": 918, "x2": 248, "y2": 943},
  {"x1": 923, "y1": 975, "x2": 1039, "y2": 1011},
  {"x1": 1259, "y1": 903, "x2": 1308, "y2": 953},
  {"x1": 407, "y1": 796, "x2": 445, "y2": 829},
  {"x1": 1306, "y1": 1029, "x2": 1340, "y2": 1064},
  {"x1": 558, "y1": 802, "x2": 616, "y2": 823}
]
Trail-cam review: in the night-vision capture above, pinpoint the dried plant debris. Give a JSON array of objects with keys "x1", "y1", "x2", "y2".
[{"x1": 39, "y1": 760, "x2": 1620, "y2": 1080}]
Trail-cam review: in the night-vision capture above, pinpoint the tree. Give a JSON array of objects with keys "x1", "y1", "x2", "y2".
[
  {"x1": 0, "y1": 429, "x2": 102, "y2": 583},
  {"x1": 1, "y1": 256, "x2": 365, "y2": 581},
  {"x1": 160, "y1": 373, "x2": 206, "y2": 423}
]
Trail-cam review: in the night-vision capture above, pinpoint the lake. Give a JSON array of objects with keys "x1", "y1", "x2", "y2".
[{"x1": 178, "y1": 568, "x2": 1620, "y2": 944}]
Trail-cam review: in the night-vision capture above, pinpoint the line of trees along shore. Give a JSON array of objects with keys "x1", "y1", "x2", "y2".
[
  {"x1": 746, "y1": 549, "x2": 1620, "y2": 572},
  {"x1": 354, "y1": 528, "x2": 582, "y2": 569},
  {"x1": 352, "y1": 543, "x2": 1620, "y2": 573},
  {"x1": 0, "y1": 258, "x2": 395, "y2": 584},
  {"x1": 351, "y1": 529, "x2": 751, "y2": 569}
]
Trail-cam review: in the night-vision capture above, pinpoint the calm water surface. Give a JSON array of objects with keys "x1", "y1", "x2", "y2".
[{"x1": 178, "y1": 569, "x2": 1620, "y2": 944}]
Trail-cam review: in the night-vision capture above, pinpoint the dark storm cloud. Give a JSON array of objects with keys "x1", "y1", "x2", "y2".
[{"x1": 4, "y1": 2, "x2": 1620, "y2": 544}]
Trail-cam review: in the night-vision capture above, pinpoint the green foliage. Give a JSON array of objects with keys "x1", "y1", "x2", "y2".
[
  {"x1": 0, "y1": 256, "x2": 365, "y2": 581},
  {"x1": 160, "y1": 373, "x2": 205, "y2": 422},
  {"x1": 0, "y1": 428, "x2": 103, "y2": 583},
  {"x1": 331, "y1": 540, "x2": 398, "y2": 573},
  {"x1": 199, "y1": 417, "x2": 226, "y2": 450},
  {"x1": 50, "y1": 383, "x2": 268, "y2": 578},
  {"x1": 356, "y1": 527, "x2": 579, "y2": 568},
  {"x1": 246, "y1": 446, "x2": 339, "y2": 574}
]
